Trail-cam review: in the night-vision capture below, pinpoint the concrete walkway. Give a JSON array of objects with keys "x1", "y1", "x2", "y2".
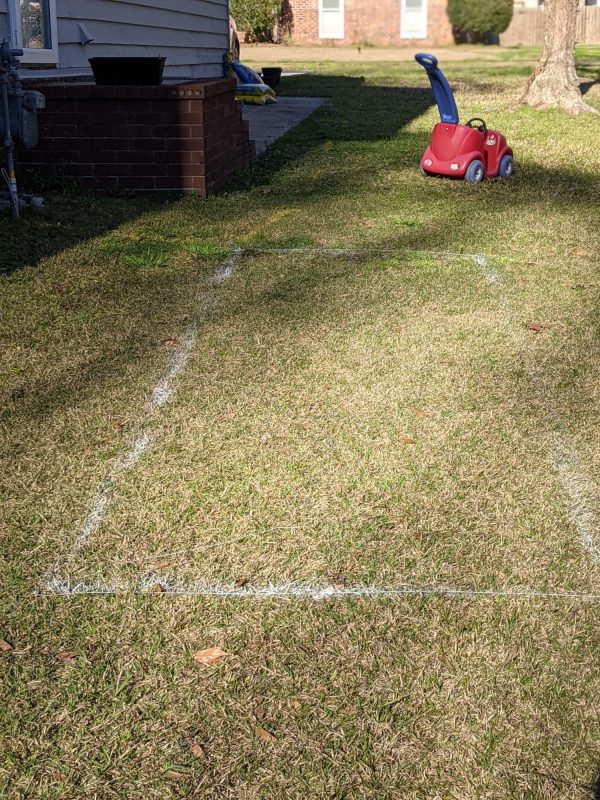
[{"x1": 242, "y1": 97, "x2": 326, "y2": 157}]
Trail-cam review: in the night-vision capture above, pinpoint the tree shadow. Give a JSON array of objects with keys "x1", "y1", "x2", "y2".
[
  {"x1": 0, "y1": 191, "x2": 175, "y2": 275},
  {"x1": 229, "y1": 74, "x2": 435, "y2": 191}
]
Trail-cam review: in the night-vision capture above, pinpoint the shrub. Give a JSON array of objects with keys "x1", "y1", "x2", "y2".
[
  {"x1": 230, "y1": 0, "x2": 284, "y2": 42},
  {"x1": 448, "y1": 0, "x2": 513, "y2": 43}
]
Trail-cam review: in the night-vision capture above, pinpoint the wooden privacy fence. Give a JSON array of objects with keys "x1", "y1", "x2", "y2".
[{"x1": 502, "y1": 6, "x2": 600, "y2": 45}]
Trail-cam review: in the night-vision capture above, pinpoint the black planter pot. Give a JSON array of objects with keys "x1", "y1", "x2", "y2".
[
  {"x1": 89, "y1": 57, "x2": 166, "y2": 86},
  {"x1": 261, "y1": 67, "x2": 282, "y2": 90}
]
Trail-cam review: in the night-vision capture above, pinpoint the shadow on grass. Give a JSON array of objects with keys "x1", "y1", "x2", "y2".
[
  {"x1": 0, "y1": 192, "x2": 176, "y2": 276},
  {"x1": 228, "y1": 74, "x2": 435, "y2": 192},
  {"x1": 1, "y1": 75, "x2": 433, "y2": 276}
]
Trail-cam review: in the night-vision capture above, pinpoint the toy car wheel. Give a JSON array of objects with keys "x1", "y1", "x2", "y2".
[
  {"x1": 419, "y1": 164, "x2": 430, "y2": 177},
  {"x1": 465, "y1": 159, "x2": 484, "y2": 184},
  {"x1": 498, "y1": 154, "x2": 514, "y2": 178}
]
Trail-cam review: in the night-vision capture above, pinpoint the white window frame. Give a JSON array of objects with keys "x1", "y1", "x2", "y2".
[
  {"x1": 400, "y1": 0, "x2": 428, "y2": 39},
  {"x1": 8, "y1": 0, "x2": 59, "y2": 65},
  {"x1": 318, "y1": 0, "x2": 345, "y2": 40}
]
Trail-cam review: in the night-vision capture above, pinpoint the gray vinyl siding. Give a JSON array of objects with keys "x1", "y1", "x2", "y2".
[
  {"x1": 19, "y1": 0, "x2": 230, "y2": 78},
  {"x1": 0, "y1": 0, "x2": 9, "y2": 42}
]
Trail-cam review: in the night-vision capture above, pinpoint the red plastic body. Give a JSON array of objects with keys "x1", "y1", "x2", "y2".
[{"x1": 420, "y1": 122, "x2": 513, "y2": 179}]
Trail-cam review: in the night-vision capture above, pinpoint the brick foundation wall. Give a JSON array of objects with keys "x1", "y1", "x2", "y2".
[
  {"x1": 18, "y1": 79, "x2": 254, "y2": 197},
  {"x1": 288, "y1": 0, "x2": 453, "y2": 46}
]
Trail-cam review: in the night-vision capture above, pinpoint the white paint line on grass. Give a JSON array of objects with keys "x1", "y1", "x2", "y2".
[
  {"x1": 473, "y1": 254, "x2": 600, "y2": 568},
  {"x1": 42, "y1": 248, "x2": 599, "y2": 599},
  {"x1": 245, "y1": 246, "x2": 488, "y2": 261},
  {"x1": 41, "y1": 577, "x2": 600, "y2": 603},
  {"x1": 473, "y1": 254, "x2": 501, "y2": 285},
  {"x1": 547, "y1": 431, "x2": 600, "y2": 565},
  {"x1": 44, "y1": 249, "x2": 242, "y2": 578}
]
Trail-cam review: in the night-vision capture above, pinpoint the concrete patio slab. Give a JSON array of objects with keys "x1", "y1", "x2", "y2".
[{"x1": 242, "y1": 96, "x2": 326, "y2": 157}]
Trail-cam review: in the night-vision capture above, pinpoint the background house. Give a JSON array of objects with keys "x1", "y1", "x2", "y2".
[
  {"x1": 283, "y1": 0, "x2": 453, "y2": 47},
  {"x1": 0, "y1": 0, "x2": 228, "y2": 79},
  {"x1": 281, "y1": 0, "x2": 599, "y2": 47}
]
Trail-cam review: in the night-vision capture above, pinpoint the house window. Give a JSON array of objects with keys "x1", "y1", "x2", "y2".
[
  {"x1": 401, "y1": 0, "x2": 428, "y2": 39},
  {"x1": 319, "y1": 0, "x2": 344, "y2": 39},
  {"x1": 8, "y1": 0, "x2": 58, "y2": 64}
]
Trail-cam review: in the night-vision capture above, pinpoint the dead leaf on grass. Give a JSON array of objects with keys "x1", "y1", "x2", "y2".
[
  {"x1": 413, "y1": 408, "x2": 432, "y2": 418},
  {"x1": 575, "y1": 251, "x2": 591, "y2": 257},
  {"x1": 161, "y1": 338, "x2": 178, "y2": 346},
  {"x1": 526, "y1": 322, "x2": 553, "y2": 332},
  {"x1": 190, "y1": 742, "x2": 205, "y2": 759},
  {"x1": 254, "y1": 725, "x2": 277, "y2": 743},
  {"x1": 49, "y1": 771, "x2": 66, "y2": 782},
  {"x1": 0, "y1": 639, "x2": 13, "y2": 652},
  {"x1": 235, "y1": 578, "x2": 248, "y2": 588},
  {"x1": 193, "y1": 647, "x2": 228, "y2": 666},
  {"x1": 165, "y1": 769, "x2": 187, "y2": 781},
  {"x1": 400, "y1": 437, "x2": 416, "y2": 445},
  {"x1": 56, "y1": 652, "x2": 78, "y2": 663},
  {"x1": 150, "y1": 583, "x2": 164, "y2": 594}
]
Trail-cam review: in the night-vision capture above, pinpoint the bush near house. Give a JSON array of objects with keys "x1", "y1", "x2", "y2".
[
  {"x1": 230, "y1": 0, "x2": 284, "y2": 42},
  {"x1": 448, "y1": 0, "x2": 513, "y2": 43}
]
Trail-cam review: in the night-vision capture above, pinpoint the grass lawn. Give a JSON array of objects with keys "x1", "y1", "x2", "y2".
[{"x1": 1, "y1": 47, "x2": 600, "y2": 799}]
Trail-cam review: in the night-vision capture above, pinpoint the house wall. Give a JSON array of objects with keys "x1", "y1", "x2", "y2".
[
  {"x1": 286, "y1": 0, "x2": 452, "y2": 46},
  {"x1": 0, "y1": 0, "x2": 9, "y2": 41},
  {"x1": 2, "y1": 0, "x2": 229, "y2": 79}
]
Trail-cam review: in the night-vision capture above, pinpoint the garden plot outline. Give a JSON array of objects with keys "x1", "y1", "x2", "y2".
[{"x1": 40, "y1": 247, "x2": 600, "y2": 601}]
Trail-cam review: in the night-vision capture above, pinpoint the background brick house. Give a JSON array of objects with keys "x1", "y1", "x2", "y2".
[{"x1": 283, "y1": 0, "x2": 453, "y2": 46}]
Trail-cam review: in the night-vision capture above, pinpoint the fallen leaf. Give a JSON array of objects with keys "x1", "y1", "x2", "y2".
[
  {"x1": 49, "y1": 771, "x2": 66, "y2": 782},
  {"x1": 111, "y1": 422, "x2": 123, "y2": 432},
  {"x1": 526, "y1": 322, "x2": 553, "y2": 332},
  {"x1": 255, "y1": 704, "x2": 266, "y2": 720},
  {"x1": 254, "y1": 725, "x2": 277, "y2": 743},
  {"x1": 235, "y1": 578, "x2": 248, "y2": 588},
  {"x1": 290, "y1": 699, "x2": 302, "y2": 710},
  {"x1": 161, "y1": 337, "x2": 178, "y2": 346},
  {"x1": 165, "y1": 770, "x2": 187, "y2": 781},
  {"x1": 155, "y1": 561, "x2": 171, "y2": 569},
  {"x1": 0, "y1": 639, "x2": 13, "y2": 652},
  {"x1": 400, "y1": 437, "x2": 416, "y2": 445},
  {"x1": 575, "y1": 251, "x2": 591, "y2": 257},
  {"x1": 193, "y1": 647, "x2": 228, "y2": 666},
  {"x1": 56, "y1": 652, "x2": 78, "y2": 663},
  {"x1": 413, "y1": 408, "x2": 432, "y2": 418},
  {"x1": 190, "y1": 742, "x2": 205, "y2": 759},
  {"x1": 150, "y1": 583, "x2": 164, "y2": 594}
]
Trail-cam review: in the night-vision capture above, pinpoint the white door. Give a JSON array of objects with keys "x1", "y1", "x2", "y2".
[
  {"x1": 319, "y1": 0, "x2": 344, "y2": 39},
  {"x1": 401, "y1": 0, "x2": 427, "y2": 38}
]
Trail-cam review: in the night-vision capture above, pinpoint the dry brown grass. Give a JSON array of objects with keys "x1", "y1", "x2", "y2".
[{"x1": 1, "y1": 55, "x2": 600, "y2": 799}]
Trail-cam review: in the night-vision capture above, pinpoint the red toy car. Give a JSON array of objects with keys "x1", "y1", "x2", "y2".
[{"x1": 415, "y1": 53, "x2": 514, "y2": 184}]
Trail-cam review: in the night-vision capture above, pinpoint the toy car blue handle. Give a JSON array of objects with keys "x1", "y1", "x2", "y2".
[
  {"x1": 414, "y1": 51, "x2": 459, "y2": 125},
  {"x1": 415, "y1": 52, "x2": 438, "y2": 71}
]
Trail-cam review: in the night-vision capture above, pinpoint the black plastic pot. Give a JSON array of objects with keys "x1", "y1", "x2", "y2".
[
  {"x1": 261, "y1": 67, "x2": 282, "y2": 90},
  {"x1": 89, "y1": 57, "x2": 166, "y2": 86}
]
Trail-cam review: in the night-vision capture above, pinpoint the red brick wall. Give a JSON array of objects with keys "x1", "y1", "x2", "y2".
[
  {"x1": 18, "y1": 79, "x2": 253, "y2": 197},
  {"x1": 288, "y1": 0, "x2": 452, "y2": 45}
]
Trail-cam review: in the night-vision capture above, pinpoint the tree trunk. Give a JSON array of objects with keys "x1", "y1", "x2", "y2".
[{"x1": 521, "y1": 0, "x2": 597, "y2": 114}]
